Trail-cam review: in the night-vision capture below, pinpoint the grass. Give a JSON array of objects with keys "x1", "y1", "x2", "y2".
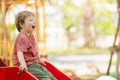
[{"x1": 47, "y1": 46, "x2": 110, "y2": 56}]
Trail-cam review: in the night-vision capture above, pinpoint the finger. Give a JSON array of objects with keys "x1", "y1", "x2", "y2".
[
  {"x1": 24, "y1": 67, "x2": 27, "y2": 70},
  {"x1": 19, "y1": 67, "x2": 24, "y2": 72},
  {"x1": 18, "y1": 69, "x2": 23, "y2": 74}
]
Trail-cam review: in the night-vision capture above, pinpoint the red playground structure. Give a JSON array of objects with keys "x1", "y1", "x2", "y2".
[{"x1": 0, "y1": 60, "x2": 71, "y2": 80}]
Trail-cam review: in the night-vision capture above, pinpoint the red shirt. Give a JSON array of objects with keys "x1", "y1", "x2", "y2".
[{"x1": 13, "y1": 32, "x2": 38, "y2": 66}]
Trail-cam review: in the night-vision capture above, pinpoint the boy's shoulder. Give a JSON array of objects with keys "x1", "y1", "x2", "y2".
[
  {"x1": 16, "y1": 33, "x2": 35, "y2": 40},
  {"x1": 17, "y1": 32, "x2": 24, "y2": 37},
  {"x1": 16, "y1": 33, "x2": 27, "y2": 40}
]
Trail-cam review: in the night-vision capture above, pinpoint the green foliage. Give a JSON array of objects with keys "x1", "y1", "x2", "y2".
[
  {"x1": 61, "y1": 1, "x2": 79, "y2": 32},
  {"x1": 61, "y1": 0, "x2": 117, "y2": 35},
  {"x1": 62, "y1": 16, "x2": 75, "y2": 31},
  {"x1": 94, "y1": 4, "x2": 116, "y2": 35},
  {"x1": 94, "y1": 0, "x2": 114, "y2": 3},
  {"x1": 47, "y1": 47, "x2": 109, "y2": 56},
  {"x1": 6, "y1": 23, "x2": 16, "y2": 31}
]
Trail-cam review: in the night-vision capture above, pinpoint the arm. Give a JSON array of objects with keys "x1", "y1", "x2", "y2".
[{"x1": 17, "y1": 51, "x2": 27, "y2": 71}]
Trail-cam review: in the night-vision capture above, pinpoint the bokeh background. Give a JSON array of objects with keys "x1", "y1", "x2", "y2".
[{"x1": 0, "y1": 0, "x2": 119, "y2": 80}]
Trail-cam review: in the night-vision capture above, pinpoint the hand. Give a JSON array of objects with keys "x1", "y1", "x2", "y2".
[{"x1": 19, "y1": 64, "x2": 27, "y2": 72}]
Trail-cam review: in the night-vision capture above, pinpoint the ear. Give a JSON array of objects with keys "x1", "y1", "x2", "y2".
[{"x1": 19, "y1": 22, "x2": 24, "y2": 28}]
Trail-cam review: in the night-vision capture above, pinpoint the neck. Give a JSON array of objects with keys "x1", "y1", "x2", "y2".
[{"x1": 20, "y1": 30, "x2": 31, "y2": 37}]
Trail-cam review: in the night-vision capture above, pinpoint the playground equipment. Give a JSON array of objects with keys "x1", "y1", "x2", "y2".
[
  {"x1": 0, "y1": 61, "x2": 71, "y2": 80},
  {"x1": 0, "y1": 67, "x2": 38, "y2": 80}
]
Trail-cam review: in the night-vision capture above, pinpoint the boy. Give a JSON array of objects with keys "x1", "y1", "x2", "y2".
[{"x1": 13, "y1": 11, "x2": 56, "y2": 80}]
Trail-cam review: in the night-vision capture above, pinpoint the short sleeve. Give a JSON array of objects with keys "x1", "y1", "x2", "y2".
[{"x1": 17, "y1": 38, "x2": 28, "y2": 52}]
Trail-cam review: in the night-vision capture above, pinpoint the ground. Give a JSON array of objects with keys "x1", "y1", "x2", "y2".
[{"x1": 48, "y1": 53, "x2": 117, "y2": 80}]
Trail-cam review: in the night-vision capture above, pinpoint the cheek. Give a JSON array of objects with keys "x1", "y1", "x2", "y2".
[
  {"x1": 27, "y1": 23, "x2": 32, "y2": 26},
  {"x1": 27, "y1": 23, "x2": 32, "y2": 28}
]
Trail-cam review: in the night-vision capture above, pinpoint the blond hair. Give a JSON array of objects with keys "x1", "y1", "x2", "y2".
[{"x1": 15, "y1": 11, "x2": 35, "y2": 32}]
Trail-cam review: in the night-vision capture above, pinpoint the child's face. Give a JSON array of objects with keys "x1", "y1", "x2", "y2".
[{"x1": 22, "y1": 15, "x2": 36, "y2": 33}]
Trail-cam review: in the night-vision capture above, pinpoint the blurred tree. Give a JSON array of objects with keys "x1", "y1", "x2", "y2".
[
  {"x1": 45, "y1": 0, "x2": 116, "y2": 48},
  {"x1": 94, "y1": 0, "x2": 116, "y2": 35},
  {"x1": 82, "y1": 0, "x2": 96, "y2": 48},
  {"x1": 46, "y1": 0, "x2": 79, "y2": 47},
  {"x1": 61, "y1": 0, "x2": 79, "y2": 47}
]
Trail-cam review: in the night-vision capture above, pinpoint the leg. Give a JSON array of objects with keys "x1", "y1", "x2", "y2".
[
  {"x1": 39, "y1": 64, "x2": 56, "y2": 80},
  {"x1": 27, "y1": 62, "x2": 51, "y2": 80}
]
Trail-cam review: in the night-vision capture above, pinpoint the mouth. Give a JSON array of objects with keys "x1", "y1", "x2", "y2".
[{"x1": 32, "y1": 26, "x2": 35, "y2": 29}]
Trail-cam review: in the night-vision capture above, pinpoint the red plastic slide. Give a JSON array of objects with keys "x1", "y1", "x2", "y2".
[
  {"x1": 39, "y1": 61, "x2": 71, "y2": 80},
  {"x1": 0, "y1": 61, "x2": 71, "y2": 80},
  {"x1": 0, "y1": 67, "x2": 38, "y2": 80}
]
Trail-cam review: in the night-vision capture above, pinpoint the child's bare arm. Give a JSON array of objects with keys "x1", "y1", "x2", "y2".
[{"x1": 17, "y1": 51, "x2": 27, "y2": 71}]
